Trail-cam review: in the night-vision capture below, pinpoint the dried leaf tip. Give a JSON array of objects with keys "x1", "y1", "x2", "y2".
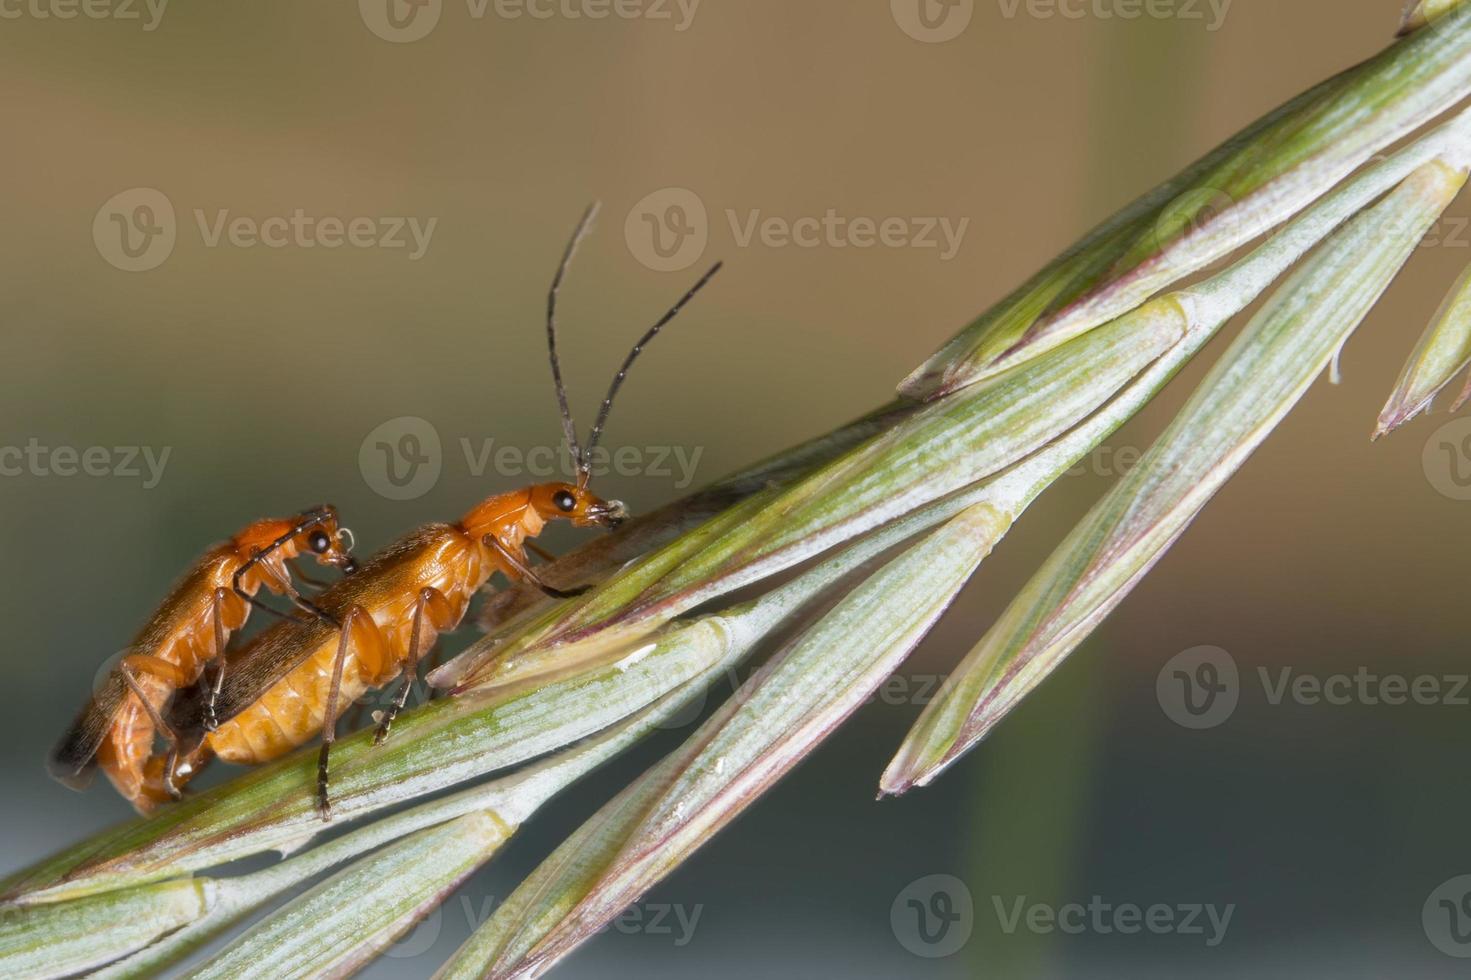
[
  {"x1": 1400, "y1": 0, "x2": 1467, "y2": 36},
  {"x1": 1375, "y1": 256, "x2": 1471, "y2": 438}
]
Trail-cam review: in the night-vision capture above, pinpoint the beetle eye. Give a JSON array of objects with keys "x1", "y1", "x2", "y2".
[
  {"x1": 308, "y1": 530, "x2": 331, "y2": 553},
  {"x1": 553, "y1": 490, "x2": 576, "y2": 513}
]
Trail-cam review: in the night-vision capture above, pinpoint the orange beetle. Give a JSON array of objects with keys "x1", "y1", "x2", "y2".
[
  {"x1": 49, "y1": 507, "x2": 357, "y2": 812},
  {"x1": 154, "y1": 206, "x2": 722, "y2": 818}
]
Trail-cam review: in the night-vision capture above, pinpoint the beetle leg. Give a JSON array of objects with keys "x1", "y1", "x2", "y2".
[
  {"x1": 261, "y1": 558, "x2": 342, "y2": 626},
  {"x1": 374, "y1": 588, "x2": 457, "y2": 746},
  {"x1": 484, "y1": 533, "x2": 589, "y2": 599},
  {"x1": 525, "y1": 540, "x2": 558, "y2": 564},
  {"x1": 278, "y1": 575, "x2": 339, "y2": 624},
  {"x1": 292, "y1": 565, "x2": 330, "y2": 591},
  {"x1": 317, "y1": 605, "x2": 387, "y2": 822},
  {"x1": 234, "y1": 551, "x2": 341, "y2": 629},
  {"x1": 142, "y1": 740, "x2": 211, "y2": 809},
  {"x1": 117, "y1": 660, "x2": 185, "y2": 800},
  {"x1": 203, "y1": 587, "x2": 243, "y2": 732}
]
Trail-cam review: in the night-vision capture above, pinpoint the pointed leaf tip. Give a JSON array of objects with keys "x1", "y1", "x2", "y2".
[
  {"x1": 883, "y1": 157, "x2": 1469, "y2": 795},
  {"x1": 1376, "y1": 256, "x2": 1471, "y2": 439},
  {"x1": 1400, "y1": 0, "x2": 1468, "y2": 36},
  {"x1": 900, "y1": 5, "x2": 1471, "y2": 399}
]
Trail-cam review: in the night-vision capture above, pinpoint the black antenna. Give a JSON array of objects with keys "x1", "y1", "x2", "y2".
[
  {"x1": 547, "y1": 202, "x2": 601, "y2": 474},
  {"x1": 581, "y1": 260, "x2": 724, "y2": 481}
]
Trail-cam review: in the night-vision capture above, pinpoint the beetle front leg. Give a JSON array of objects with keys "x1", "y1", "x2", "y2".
[{"x1": 484, "y1": 533, "x2": 589, "y2": 599}]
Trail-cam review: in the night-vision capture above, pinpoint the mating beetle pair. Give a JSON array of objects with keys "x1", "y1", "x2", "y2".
[{"x1": 50, "y1": 204, "x2": 723, "y2": 820}]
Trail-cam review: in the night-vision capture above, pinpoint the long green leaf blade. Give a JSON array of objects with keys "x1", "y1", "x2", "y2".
[
  {"x1": 184, "y1": 814, "x2": 510, "y2": 980},
  {"x1": 0, "y1": 880, "x2": 206, "y2": 979},
  {"x1": 900, "y1": 4, "x2": 1471, "y2": 399},
  {"x1": 883, "y1": 155, "x2": 1471, "y2": 795}
]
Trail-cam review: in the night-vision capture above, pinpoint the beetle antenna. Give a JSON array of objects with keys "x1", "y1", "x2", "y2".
[
  {"x1": 548, "y1": 202, "x2": 601, "y2": 474},
  {"x1": 582, "y1": 260, "x2": 724, "y2": 481}
]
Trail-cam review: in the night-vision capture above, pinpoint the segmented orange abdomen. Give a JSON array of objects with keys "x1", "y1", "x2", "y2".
[
  {"x1": 209, "y1": 636, "x2": 384, "y2": 763},
  {"x1": 206, "y1": 527, "x2": 487, "y2": 766}
]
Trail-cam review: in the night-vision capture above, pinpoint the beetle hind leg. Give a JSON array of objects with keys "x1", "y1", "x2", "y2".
[
  {"x1": 316, "y1": 605, "x2": 388, "y2": 822},
  {"x1": 373, "y1": 588, "x2": 457, "y2": 746}
]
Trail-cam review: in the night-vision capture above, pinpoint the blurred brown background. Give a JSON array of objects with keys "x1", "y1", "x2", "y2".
[{"x1": 3, "y1": 1, "x2": 1471, "y2": 976}]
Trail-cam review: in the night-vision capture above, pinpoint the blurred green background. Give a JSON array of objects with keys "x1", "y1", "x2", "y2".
[{"x1": 4, "y1": 1, "x2": 1471, "y2": 976}]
